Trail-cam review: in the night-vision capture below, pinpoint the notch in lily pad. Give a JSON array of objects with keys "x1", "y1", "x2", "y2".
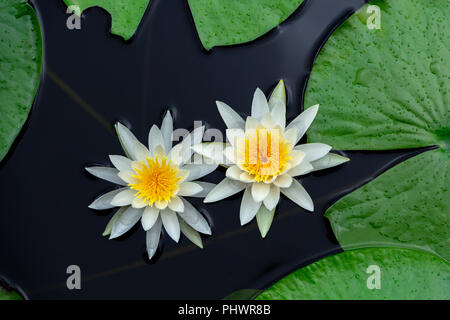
[{"x1": 63, "y1": 0, "x2": 151, "y2": 40}]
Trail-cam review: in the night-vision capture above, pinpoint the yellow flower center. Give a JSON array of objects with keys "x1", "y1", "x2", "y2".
[
  {"x1": 129, "y1": 155, "x2": 181, "y2": 206},
  {"x1": 239, "y1": 128, "x2": 291, "y2": 183}
]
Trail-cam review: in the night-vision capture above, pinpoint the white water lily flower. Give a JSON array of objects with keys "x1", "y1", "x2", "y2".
[
  {"x1": 193, "y1": 80, "x2": 349, "y2": 238},
  {"x1": 86, "y1": 111, "x2": 216, "y2": 259}
]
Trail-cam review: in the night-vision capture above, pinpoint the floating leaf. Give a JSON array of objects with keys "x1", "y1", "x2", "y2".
[
  {"x1": 327, "y1": 149, "x2": 449, "y2": 261},
  {"x1": 187, "y1": 0, "x2": 304, "y2": 50},
  {"x1": 63, "y1": 0, "x2": 151, "y2": 40},
  {"x1": 0, "y1": 284, "x2": 22, "y2": 300},
  {"x1": 255, "y1": 247, "x2": 450, "y2": 300},
  {"x1": 305, "y1": 0, "x2": 449, "y2": 151},
  {"x1": 0, "y1": 0, "x2": 42, "y2": 162},
  {"x1": 304, "y1": 0, "x2": 449, "y2": 260}
]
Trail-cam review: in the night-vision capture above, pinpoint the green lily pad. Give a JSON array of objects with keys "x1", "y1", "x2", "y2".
[
  {"x1": 0, "y1": 284, "x2": 22, "y2": 300},
  {"x1": 255, "y1": 247, "x2": 450, "y2": 300},
  {"x1": 303, "y1": 0, "x2": 449, "y2": 260},
  {"x1": 327, "y1": 148, "x2": 449, "y2": 261},
  {"x1": 187, "y1": 0, "x2": 304, "y2": 50},
  {"x1": 63, "y1": 0, "x2": 151, "y2": 40},
  {"x1": 305, "y1": 0, "x2": 449, "y2": 151},
  {"x1": 0, "y1": 0, "x2": 42, "y2": 162}
]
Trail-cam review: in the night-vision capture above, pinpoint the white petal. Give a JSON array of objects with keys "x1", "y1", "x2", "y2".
[
  {"x1": 109, "y1": 155, "x2": 132, "y2": 172},
  {"x1": 182, "y1": 163, "x2": 218, "y2": 181},
  {"x1": 226, "y1": 165, "x2": 243, "y2": 181},
  {"x1": 285, "y1": 104, "x2": 319, "y2": 145},
  {"x1": 115, "y1": 122, "x2": 140, "y2": 160},
  {"x1": 295, "y1": 143, "x2": 332, "y2": 162},
  {"x1": 177, "y1": 169, "x2": 190, "y2": 184},
  {"x1": 274, "y1": 174, "x2": 293, "y2": 188},
  {"x1": 134, "y1": 143, "x2": 152, "y2": 163},
  {"x1": 117, "y1": 170, "x2": 138, "y2": 185},
  {"x1": 146, "y1": 217, "x2": 162, "y2": 259},
  {"x1": 263, "y1": 185, "x2": 280, "y2": 211},
  {"x1": 226, "y1": 128, "x2": 245, "y2": 146},
  {"x1": 204, "y1": 178, "x2": 246, "y2": 203},
  {"x1": 89, "y1": 187, "x2": 128, "y2": 210},
  {"x1": 191, "y1": 142, "x2": 227, "y2": 165},
  {"x1": 239, "y1": 172, "x2": 256, "y2": 183},
  {"x1": 216, "y1": 101, "x2": 245, "y2": 129},
  {"x1": 161, "y1": 209, "x2": 180, "y2": 242},
  {"x1": 141, "y1": 206, "x2": 159, "y2": 231},
  {"x1": 251, "y1": 182, "x2": 270, "y2": 202},
  {"x1": 256, "y1": 205, "x2": 276, "y2": 238},
  {"x1": 103, "y1": 207, "x2": 126, "y2": 236},
  {"x1": 168, "y1": 196, "x2": 184, "y2": 212},
  {"x1": 270, "y1": 100, "x2": 286, "y2": 129},
  {"x1": 245, "y1": 116, "x2": 261, "y2": 131},
  {"x1": 148, "y1": 125, "x2": 165, "y2": 154},
  {"x1": 310, "y1": 153, "x2": 350, "y2": 172},
  {"x1": 224, "y1": 146, "x2": 238, "y2": 164},
  {"x1": 288, "y1": 161, "x2": 314, "y2": 177},
  {"x1": 240, "y1": 186, "x2": 262, "y2": 225},
  {"x1": 161, "y1": 110, "x2": 173, "y2": 152},
  {"x1": 141, "y1": 206, "x2": 160, "y2": 231},
  {"x1": 155, "y1": 200, "x2": 168, "y2": 210},
  {"x1": 268, "y1": 79, "x2": 286, "y2": 111},
  {"x1": 179, "y1": 219, "x2": 204, "y2": 248},
  {"x1": 168, "y1": 143, "x2": 183, "y2": 166},
  {"x1": 110, "y1": 206, "x2": 143, "y2": 239},
  {"x1": 178, "y1": 182, "x2": 203, "y2": 197},
  {"x1": 260, "y1": 113, "x2": 277, "y2": 129},
  {"x1": 189, "y1": 182, "x2": 215, "y2": 198},
  {"x1": 131, "y1": 196, "x2": 148, "y2": 209},
  {"x1": 279, "y1": 162, "x2": 292, "y2": 175},
  {"x1": 153, "y1": 144, "x2": 165, "y2": 159},
  {"x1": 85, "y1": 166, "x2": 127, "y2": 186},
  {"x1": 179, "y1": 198, "x2": 212, "y2": 235},
  {"x1": 171, "y1": 126, "x2": 205, "y2": 166},
  {"x1": 281, "y1": 179, "x2": 314, "y2": 212},
  {"x1": 283, "y1": 128, "x2": 298, "y2": 148},
  {"x1": 110, "y1": 189, "x2": 135, "y2": 207},
  {"x1": 288, "y1": 149, "x2": 306, "y2": 168},
  {"x1": 251, "y1": 88, "x2": 269, "y2": 120}
]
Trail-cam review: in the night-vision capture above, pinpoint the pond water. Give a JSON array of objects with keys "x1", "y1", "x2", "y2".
[{"x1": 0, "y1": 0, "x2": 429, "y2": 299}]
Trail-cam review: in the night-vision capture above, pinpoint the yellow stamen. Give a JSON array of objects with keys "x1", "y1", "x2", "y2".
[
  {"x1": 129, "y1": 155, "x2": 181, "y2": 206},
  {"x1": 239, "y1": 128, "x2": 291, "y2": 183}
]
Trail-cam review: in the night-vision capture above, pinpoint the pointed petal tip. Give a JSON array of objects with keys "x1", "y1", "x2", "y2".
[
  {"x1": 108, "y1": 234, "x2": 117, "y2": 240},
  {"x1": 240, "y1": 219, "x2": 250, "y2": 226},
  {"x1": 147, "y1": 250, "x2": 157, "y2": 260}
]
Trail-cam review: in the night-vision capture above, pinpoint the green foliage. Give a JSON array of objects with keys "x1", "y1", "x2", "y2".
[
  {"x1": 187, "y1": 0, "x2": 304, "y2": 50},
  {"x1": 0, "y1": 0, "x2": 42, "y2": 162},
  {"x1": 256, "y1": 248, "x2": 450, "y2": 300},
  {"x1": 63, "y1": 0, "x2": 151, "y2": 40},
  {"x1": 304, "y1": 0, "x2": 449, "y2": 260}
]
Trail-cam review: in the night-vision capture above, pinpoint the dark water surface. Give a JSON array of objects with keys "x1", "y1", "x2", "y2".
[{"x1": 0, "y1": 0, "x2": 425, "y2": 299}]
